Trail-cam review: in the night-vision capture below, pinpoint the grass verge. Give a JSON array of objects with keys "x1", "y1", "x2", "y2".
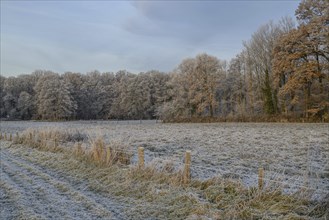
[{"x1": 2, "y1": 128, "x2": 328, "y2": 219}]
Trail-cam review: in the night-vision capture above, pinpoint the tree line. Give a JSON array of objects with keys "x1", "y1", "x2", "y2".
[{"x1": 1, "y1": 0, "x2": 328, "y2": 122}]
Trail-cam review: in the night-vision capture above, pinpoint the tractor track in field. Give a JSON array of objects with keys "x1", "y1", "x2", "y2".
[{"x1": 0, "y1": 142, "x2": 127, "y2": 220}]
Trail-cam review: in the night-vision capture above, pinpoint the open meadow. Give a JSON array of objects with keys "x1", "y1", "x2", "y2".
[
  {"x1": 1, "y1": 121, "x2": 328, "y2": 196},
  {"x1": 1, "y1": 121, "x2": 329, "y2": 219}
]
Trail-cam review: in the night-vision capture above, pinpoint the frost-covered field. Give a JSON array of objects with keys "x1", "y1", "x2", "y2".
[{"x1": 1, "y1": 121, "x2": 329, "y2": 197}]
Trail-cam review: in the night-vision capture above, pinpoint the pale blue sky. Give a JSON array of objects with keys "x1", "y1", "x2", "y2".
[{"x1": 1, "y1": 0, "x2": 300, "y2": 76}]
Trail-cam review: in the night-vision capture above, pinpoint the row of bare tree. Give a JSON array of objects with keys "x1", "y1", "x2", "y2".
[
  {"x1": 1, "y1": 0, "x2": 328, "y2": 121},
  {"x1": 160, "y1": 0, "x2": 329, "y2": 121}
]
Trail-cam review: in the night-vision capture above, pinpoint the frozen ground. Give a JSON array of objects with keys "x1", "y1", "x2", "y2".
[
  {"x1": 1, "y1": 121, "x2": 329, "y2": 198},
  {"x1": 0, "y1": 142, "x2": 128, "y2": 219}
]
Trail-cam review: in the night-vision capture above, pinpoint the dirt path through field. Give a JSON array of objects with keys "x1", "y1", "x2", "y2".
[{"x1": 0, "y1": 141, "x2": 126, "y2": 220}]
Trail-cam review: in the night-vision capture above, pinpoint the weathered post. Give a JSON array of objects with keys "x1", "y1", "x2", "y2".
[
  {"x1": 138, "y1": 147, "x2": 145, "y2": 169},
  {"x1": 183, "y1": 150, "x2": 191, "y2": 184},
  {"x1": 106, "y1": 147, "x2": 111, "y2": 165},
  {"x1": 4, "y1": 133, "x2": 7, "y2": 141},
  {"x1": 258, "y1": 167, "x2": 264, "y2": 189},
  {"x1": 73, "y1": 142, "x2": 80, "y2": 155},
  {"x1": 54, "y1": 138, "x2": 58, "y2": 148}
]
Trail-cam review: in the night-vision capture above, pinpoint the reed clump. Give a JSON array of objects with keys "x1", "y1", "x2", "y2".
[
  {"x1": 15, "y1": 128, "x2": 63, "y2": 152},
  {"x1": 16, "y1": 128, "x2": 132, "y2": 168},
  {"x1": 88, "y1": 137, "x2": 132, "y2": 166}
]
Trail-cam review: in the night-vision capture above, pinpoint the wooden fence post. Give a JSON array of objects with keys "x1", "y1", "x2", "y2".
[
  {"x1": 258, "y1": 167, "x2": 264, "y2": 189},
  {"x1": 54, "y1": 138, "x2": 58, "y2": 148},
  {"x1": 106, "y1": 147, "x2": 111, "y2": 165},
  {"x1": 9, "y1": 133, "x2": 12, "y2": 141},
  {"x1": 0, "y1": 132, "x2": 2, "y2": 140},
  {"x1": 138, "y1": 147, "x2": 145, "y2": 169},
  {"x1": 183, "y1": 150, "x2": 191, "y2": 184},
  {"x1": 4, "y1": 133, "x2": 7, "y2": 141}
]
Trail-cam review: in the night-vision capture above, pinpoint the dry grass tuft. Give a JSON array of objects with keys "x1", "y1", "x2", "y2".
[
  {"x1": 91, "y1": 137, "x2": 105, "y2": 163},
  {"x1": 129, "y1": 163, "x2": 184, "y2": 186},
  {"x1": 15, "y1": 128, "x2": 132, "y2": 168},
  {"x1": 89, "y1": 137, "x2": 132, "y2": 166},
  {"x1": 14, "y1": 128, "x2": 63, "y2": 153},
  {"x1": 73, "y1": 142, "x2": 84, "y2": 156},
  {"x1": 17, "y1": 127, "x2": 87, "y2": 145}
]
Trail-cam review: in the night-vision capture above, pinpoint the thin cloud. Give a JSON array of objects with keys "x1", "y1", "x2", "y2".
[{"x1": 1, "y1": 1, "x2": 300, "y2": 76}]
